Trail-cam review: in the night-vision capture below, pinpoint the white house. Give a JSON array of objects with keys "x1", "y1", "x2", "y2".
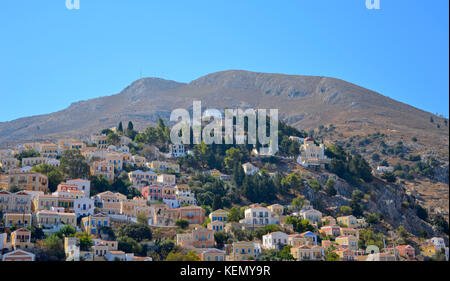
[
  {"x1": 376, "y1": 166, "x2": 394, "y2": 174},
  {"x1": 157, "y1": 174, "x2": 176, "y2": 186},
  {"x1": 163, "y1": 198, "x2": 180, "y2": 209},
  {"x1": 242, "y1": 162, "x2": 259, "y2": 175},
  {"x1": 168, "y1": 144, "x2": 185, "y2": 158},
  {"x1": 240, "y1": 205, "x2": 279, "y2": 226},
  {"x1": 262, "y1": 231, "x2": 289, "y2": 250},
  {"x1": 46, "y1": 158, "x2": 61, "y2": 167},
  {"x1": 296, "y1": 137, "x2": 330, "y2": 168},
  {"x1": 106, "y1": 250, "x2": 134, "y2": 261},
  {"x1": 74, "y1": 197, "x2": 95, "y2": 218},
  {"x1": 299, "y1": 208, "x2": 323, "y2": 223},
  {"x1": 430, "y1": 237, "x2": 446, "y2": 249},
  {"x1": 66, "y1": 179, "x2": 91, "y2": 197}
]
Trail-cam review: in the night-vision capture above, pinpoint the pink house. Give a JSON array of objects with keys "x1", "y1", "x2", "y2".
[
  {"x1": 142, "y1": 185, "x2": 163, "y2": 201},
  {"x1": 320, "y1": 224, "x2": 341, "y2": 237},
  {"x1": 396, "y1": 245, "x2": 415, "y2": 259}
]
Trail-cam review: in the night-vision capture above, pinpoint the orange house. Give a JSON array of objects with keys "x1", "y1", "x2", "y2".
[{"x1": 178, "y1": 205, "x2": 206, "y2": 225}]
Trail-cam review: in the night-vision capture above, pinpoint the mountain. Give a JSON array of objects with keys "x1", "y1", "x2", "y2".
[{"x1": 0, "y1": 70, "x2": 448, "y2": 153}]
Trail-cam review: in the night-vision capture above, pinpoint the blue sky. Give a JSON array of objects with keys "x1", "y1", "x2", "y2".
[{"x1": 0, "y1": 0, "x2": 448, "y2": 122}]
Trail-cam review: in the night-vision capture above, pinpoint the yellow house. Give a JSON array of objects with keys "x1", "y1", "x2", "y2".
[
  {"x1": 288, "y1": 234, "x2": 310, "y2": 247},
  {"x1": 92, "y1": 240, "x2": 119, "y2": 258},
  {"x1": 82, "y1": 214, "x2": 110, "y2": 236},
  {"x1": 149, "y1": 161, "x2": 180, "y2": 173},
  {"x1": 0, "y1": 158, "x2": 19, "y2": 171},
  {"x1": 0, "y1": 171, "x2": 48, "y2": 192},
  {"x1": 268, "y1": 204, "x2": 284, "y2": 216},
  {"x1": 106, "y1": 153, "x2": 124, "y2": 172},
  {"x1": 337, "y1": 215, "x2": 358, "y2": 228},
  {"x1": 22, "y1": 157, "x2": 50, "y2": 167},
  {"x1": 32, "y1": 194, "x2": 59, "y2": 212},
  {"x1": 36, "y1": 210, "x2": 77, "y2": 228},
  {"x1": 200, "y1": 248, "x2": 226, "y2": 261},
  {"x1": 207, "y1": 220, "x2": 225, "y2": 232},
  {"x1": 335, "y1": 235, "x2": 359, "y2": 251},
  {"x1": 132, "y1": 156, "x2": 147, "y2": 168},
  {"x1": 90, "y1": 135, "x2": 108, "y2": 149},
  {"x1": 38, "y1": 142, "x2": 59, "y2": 158},
  {"x1": 209, "y1": 209, "x2": 229, "y2": 223},
  {"x1": 0, "y1": 190, "x2": 32, "y2": 214},
  {"x1": 291, "y1": 245, "x2": 324, "y2": 261},
  {"x1": 57, "y1": 139, "x2": 86, "y2": 151},
  {"x1": 11, "y1": 228, "x2": 32, "y2": 250},
  {"x1": 421, "y1": 242, "x2": 437, "y2": 258},
  {"x1": 334, "y1": 248, "x2": 355, "y2": 261},
  {"x1": 120, "y1": 197, "x2": 148, "y2": 218},
  {"x1": 231, "y1": 241, "x2": 262, "y2": 261},
  {"x1": 90, "y1": 161, "x2": 114, "y2": 181},
  {"x1": 340, "y1": 228, "x2": 360, "y2": 239},
  {"x1": 3, "y1": 213, "x2": 32, "y2": 228},
  {"x1": 94, "y1": 191, "x2": 127, "y2": 215}
]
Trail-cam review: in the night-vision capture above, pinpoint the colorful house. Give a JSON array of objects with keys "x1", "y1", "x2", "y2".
[
  {"x1": 320, "y1": 225, "x2": 341, "y2": 237},
  {"x1": 178, "y1": 205, "x2": 206, "y2": 225},
  {"x1": 291, "y1": 245, "x2": 324, "y2": 261},
  {"x1": 335, "y1": 235, "x2": 359, "y2": 252},
  {"x1": 82, "y1": 214, "x2": 110, "y2": 236},
  {"x1": 3, "y1": 213, "x2": 32, "y2": 228},
  {"x1": 209, "y1": 209, "x2": 229, "y2": 223},
  {"x1": 176, "y1": 228, "x2": 215, "y2": 249},
  {"x1": 262, "y1": 231, "x2": 288, "y2": 250},
  {"x1": 231, "y1": 241, "x2": 262, "y2": 261},
  {"x1": 11, "y1": 228, "x2": 32, "y2": 250}
]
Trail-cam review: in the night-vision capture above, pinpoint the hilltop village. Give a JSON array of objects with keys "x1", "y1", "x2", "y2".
[{"x1": 0, "y1": 120, "x2": 448, "y2": 261}]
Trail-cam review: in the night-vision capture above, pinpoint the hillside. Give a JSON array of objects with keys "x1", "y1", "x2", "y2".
[
  {"x1": 0, "y1": 70, "x2": 447, "y2": 150},
  {"x1": 0, "y1": 69, "x2": 448, "y2": 229}
]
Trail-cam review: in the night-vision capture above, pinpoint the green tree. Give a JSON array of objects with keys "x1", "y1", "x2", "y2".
[
  {"x1": 32, "y1": 164, "x2": 64, "y2": 192},
  {"x1": 127, "y1": 121, "x2": 134, "y2": 131},
  {"x1": 107, "y1": 133, "x2": 121, "y2": 146},
  {"x1": 118, "y1": 236, "x2": 144, "y2": 255},
  {"x1": 137, "y1": 213, "x2": 148, "y2": 225},
  {"x1": 75, "y1": 232, "x2": 93, "y2": 251},
  {"x1": 340, "y1": 206, "x2": 352, "y2": 216},
  {"x1": 214, "y1": 231, "x2": 229, "y2": 249},
  {"x1": 325, "y1": 246, "x2": 340, "y2": 261},
  {"x1": 227, "y1": 207, "x2": 243, "y2": 222},
  {"x1": 291, "y1": 195, "x2": 305, "y2": 210},
  {"x1": 224, "y1": 147, "x2": 244, "y2": 171},
  {"x1": 308, "y1": 179, "x2": 321, "y2": 192},
  {"x1": 15, "y1": 150, "x2": 40, "y2": 161},
  {"x1": 60, "y1": 150, "x2": 89, "y2": 179},
  {"x1": 281, "y1": 173, "x2": 303, "y2": 193},
  {"x1": 58, "y1": 225, "x2": 76, "y2": 237},
  {"x1": 183, "y1": 250, "x2": 201, "y2": 261},
  {"x1": 175, "y1": 219, "x2": 189, "y2": 230},
  {"x1": 118, "y1": 223, "x2": 152, "y2": 242},
  {"x1": 43, "y1": 234, "x2": 65, "y2": 260},
  {"x1": 325, "y1": 178, "x2": 337, "y2": 196},
  {"x1": 118, "y1": 122, "x2": 123, "y2": 133}
]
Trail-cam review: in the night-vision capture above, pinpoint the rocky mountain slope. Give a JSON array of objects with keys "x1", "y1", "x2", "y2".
[{"x1": 1, "y1": 70, "x2": 448, "y2": 149}]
